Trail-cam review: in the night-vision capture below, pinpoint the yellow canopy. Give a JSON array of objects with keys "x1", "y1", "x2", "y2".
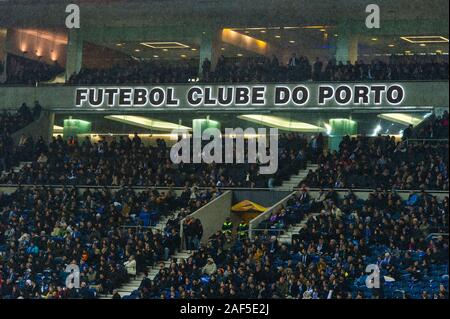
[{"x1": 231, "y1": 200, "x2": 267, "y2": 213}]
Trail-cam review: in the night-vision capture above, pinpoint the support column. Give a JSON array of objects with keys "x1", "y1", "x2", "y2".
[
  {"x1": 65, "y1": 29, "x2": 83, "y2": 81},
  {"x1": 198, "y1": 29, "x2": 221, "y2": 75},
  {"x1": 328, "y1": 119, "x2": 358, "y2": 151},
  {"x1": 0, "y1": 28, "x2": 7, "y2": 83},
  {"x1": 335, "y1": 32, "x2": 358, "y2": 64}
]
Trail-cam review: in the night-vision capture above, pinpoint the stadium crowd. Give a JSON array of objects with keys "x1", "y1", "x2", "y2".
[
  {"x1": 65, "y1": 55, "x2": 449, "y2": 85},
  {"x1": 1, "y1": 52, "x2": 447, "y2": 86},
  {"x1": 300, "y1": 134, "x2": 449, "y2": 191},
  {"x1": 4, "y1": 54, "x2": 64, "y2": 85},
  {"x1": 0, "y1": 185, "x2": 216, "y2": 299},
  {"x1": 1, "y1": 102, "x2": 42, "y2": 172},
  {"x1": 0, "y1": 133, "x2": 309, "y2": 188},
  {"x1": 124, "y1": 188, "x2": 448, "y2": 299},
  {"x1": 67, "y1": 60, "x2": 198, "y2": 85},
  {"x1": 410, "y1": 111, "x2": 449, "y2": 140}
]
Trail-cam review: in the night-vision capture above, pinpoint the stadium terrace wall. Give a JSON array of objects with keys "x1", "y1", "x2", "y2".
[
  {"x1": 0, "y1": 81, "x2": 448, "y2": 111},
  {"x1": 179, "y1": 190, "x2": 233, "y2": 248},
  {"x1": 0, "y1": 186, "x2": 447, "y2": 200}
]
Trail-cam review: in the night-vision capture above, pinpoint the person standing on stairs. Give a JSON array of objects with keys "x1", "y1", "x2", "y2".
[
  {"x1": 124, "y1": 255, "x2": 137, "y2": 280},
  {"x1": 222, "y1": 217, "x2": 233, "y2": 239}
]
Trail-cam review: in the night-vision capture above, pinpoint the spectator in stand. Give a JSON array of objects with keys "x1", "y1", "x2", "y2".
[
  {"x1": 415, "y1": 111, "x2": 449, "y2": 140},
  {"x1": 5, "y1": 54, "x2": 64, "y2": 85},
  {"x1": 402, "y1": 124, "x2": 414, "y2": 141},
  {"x1": 201, "y1": 58, "x2": 211, "y2": 81},
  {"x1": 124, "y1": 256, "x2": 137, "y2": 279}
]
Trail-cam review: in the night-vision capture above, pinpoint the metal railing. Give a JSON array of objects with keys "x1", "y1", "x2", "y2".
[
  {"x1": 248, "y1": 191, "x2": 295, "y2": 240},
  {"x1": 406, "y1": 138, "x2": 449, "y2": 144},
  {"x1": 425, "y1": 233, "x2": 449, "y2": 241}
]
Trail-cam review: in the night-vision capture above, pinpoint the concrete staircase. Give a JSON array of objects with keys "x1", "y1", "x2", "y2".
[
  {"x1": 276, "y1": 163, "x2": 318, "y2": 191},
  {"x1": 100, "y1": 249, "x2": 193, "y2": 299},
  {"x1": 277, "y1": 213, "x2": 319, "y2": 244},
  {"x1": 100, "y1": 214, "x2": 193, "y2": 299}
]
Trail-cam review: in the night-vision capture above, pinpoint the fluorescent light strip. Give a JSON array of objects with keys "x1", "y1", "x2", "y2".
[
  {"x1": 377, "y1": 113, "x2": 423, "y2": 126},
  {"x1": 140, "y1": 42, "x2": 190, "y2": 49},
  {"x1": 238, "y1": 115, "x2": 325, "y2": 132},
  {"x1": 105, "y1": 115, "x2": 191, "y2": 132},
  {"x1": 400, "y1": 36, "x2": 449, "y2": 43},
  {"x1": 18, "y1": 29, "x2": 68, "y2": 44}
]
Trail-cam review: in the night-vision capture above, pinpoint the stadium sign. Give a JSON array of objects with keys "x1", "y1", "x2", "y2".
[{"x1": 74, "y1": 83, "x2": 405, "y2": 108}]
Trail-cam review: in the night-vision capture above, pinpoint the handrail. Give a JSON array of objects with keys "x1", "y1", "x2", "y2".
[
  {"x1": 0, "y1": 79, "x2": 448, "y2": 88},
  {"x1": 406, "y1": 138, "x2": 449, "y2": 143},
  {"x1": 119, "y1": 225, "x2": 155, "y2": 230},
  {"x1": 0, "y1": 184, "x2": 448, "y2": 194},
  {"x1": 425, "y1": 233, "x2": 449, "y2": 241},
  {"x1": 248, "y1": 191, "x2": 295, "y2": 240}
]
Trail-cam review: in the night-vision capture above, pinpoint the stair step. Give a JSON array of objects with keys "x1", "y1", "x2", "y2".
[{"x1": 117, "y1": 289, "x2": 136, "y2": 294}]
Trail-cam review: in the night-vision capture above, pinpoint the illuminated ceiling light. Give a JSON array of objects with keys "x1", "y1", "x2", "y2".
[
  {"x1": 320, "y1": 29, "x2": 326, "y2": 32},
  {"x1": 162, "y1": 48, "x2": 168, "y2": 52},
  {"x1": 419, "y1": 43, "x2": 427, "y2": 47},
  {"x1": 260, "y1": 30, "x2": 266, "y2": 33},
  {"x1": 334, "y1": 34, "x2": 339, "y2": 37},
  {"x1": 244, "y1": 27, "x2": 267, "y2": 31},
  {"x1": 180, "y1": 54, "x2": 187, "y2": 58},
  {"x1": 221, "y1": 47, "x2": 225, "y2": 51},
  {"x1": 401, "y1": 36, "x2": 449, "y2": 43},
  {"x1": 372, "y1": 124, "x2": 382, "y2": 136},
  {"x1": 153, "y1": 55, "x2": 159, "y2": 58},
  {"x1": 377, "y1": 113, "x2": 423, "y2": 126},
  {"x1": 275, "y1": 35, "x2": 281, "y2": 38},
  {"x1": 105, "y1": 115, "x2": 191, "y2": 132},
  {"x1": 324, "y1": 123, "x2": 332, "y2": 135},
  {"x1": 116, "y1": 43, "x2": 123, "y2": 47},
  {"x1": 302, "y1": 25, "x2": 328, "y2": 29},
  {"x1": 236, "y1": 53, "x2": 243, "y2": 57},
  {"x1": 284, "y1": 26, "x2": 301, "y2": 30},
  {"x1": 221, "y1": 29, "x2": 268, "y2": 55},
  {"x1": 238, "y1": 115, "x2": 326, "y2": 133},
  {"x1": 289, "y1": 40, "x2": 295, "y2": 43},
  {"x1": 140, "y1": 42, "x2": 190, "y2": 49},
  {"x1": 388, "y1": 44, "x2": 395, "y2": 47},
  {"x1": 371, "y1": 38, "x2": 378, "y2": 41},
  {"x1": 191, "y1": 48, "x2": 197, "y2": 51},
  {"x1": 436, "y1": 50, "x2": 442, "y2": 54},
  {"x1": 134, "y1": 49, "x2": 141, "y2": 52},
  {"x1": 18, "y1": 29, "x2": 68, "y2": 44}
]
